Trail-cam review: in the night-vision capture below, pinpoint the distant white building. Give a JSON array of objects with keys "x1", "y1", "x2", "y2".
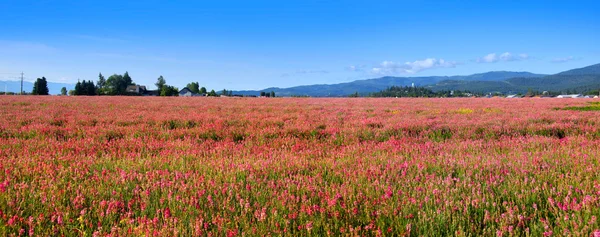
[
  {"x1": 506, "y1": 94, "x2": 521, "y2": 98},
  {"x1": 126, "y1": 85, "x2": 147, "y2": 94},
  {"x1": 556, "y1": 94, "x2": 583, "y2": 98}
]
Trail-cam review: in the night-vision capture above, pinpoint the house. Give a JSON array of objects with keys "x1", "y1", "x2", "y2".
[
  {"x1": 179, "y1": 87, "x2": 201, "y2": 97},
  {"x1": 506, "y1": 94, "x2": 521, "y2": 98},
  {"x1": 125, "y1": 85, "x2": 159, "y2": 96},
  {"x1": 556, "y1": 94, "x2": 583, "y2": 98},
  {"x1": 126, "y1": 85, "x2": 147, "y2": 94}
]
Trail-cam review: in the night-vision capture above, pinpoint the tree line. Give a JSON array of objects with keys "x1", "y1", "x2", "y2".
[
  {"x1": 29, "y1": 73, "x2": 276, "y2": 97},
  {"x1": 365, "y1": 86, "x2": 479, "y2": 98},
  {"x1": 33, "y1": 72, "x2": 232, "y2": 97}
]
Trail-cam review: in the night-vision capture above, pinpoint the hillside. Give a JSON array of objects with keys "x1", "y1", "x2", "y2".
[
  {"x1": 556, "y1": 63, "x2": 600, "y2": 76},
  {"x1": 233, "y1": 71, "x2": 545, "y2": 97},
  {"x1": 427, "y1": 63, "x2": 600, "y2": 94}
]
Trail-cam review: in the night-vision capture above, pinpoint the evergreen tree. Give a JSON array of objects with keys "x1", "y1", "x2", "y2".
[
  {"x1": 32, "y1": 80, "x2": 38, "y2": 95},
  {"x1": 97, "y1": 73, "x2": 106, "y2": 95},
  {"x1": 86, "y1": 80, "x2": 96, "y2": 95},
  {"x1": 260, "y1": 92, "x2": 266, "y2": 97},
  {"x1": 208, "y1": 90, "x2": 217, "y2": 97},
  {"x1": 270, "y1": 91, "x2": 275, "y2": 97},
  {"x1": 32, "y1": 77, "x2": 50, "y2": 95},
  {"x1": 155, "y1": 76, "x2": 166, "y2": 91},
  {"x1": 74, "y1": 80, "x2": 82, "y2": 95},
  {"x1": 32, "y1": 77, "x2": 49, "y2": 95},
  {"x1": 123, "y1": 71, "x2": 133, "y2": 85},
  {"x1": 200, "y1": 87, "x2": 207, "y2": 94},
  {"x1": 61, "y1": 87, "x2": 67, "y2": 96}
]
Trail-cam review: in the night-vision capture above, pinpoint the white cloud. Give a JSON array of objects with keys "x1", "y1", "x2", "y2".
[
  {"x1": 371, "y1": 58, "x2": 457, "y2": 75},
  {"x1": 296, "y1": 70, "x2": 329, "y2": 74},
  {"x1": 0, "y1": 40, "x2": 58, "y2": 54},
  {"x1": 346, "y1": 65, "x2": 367, "y2": 72},
  {"x1": 90, "y1": 53, "x2": 210, "y2": 65},
  {"x1": 477, "y1": 52, "x2": 529, "y2": 63},
  {"x1": 551, "y1": 56, "x2": 578, "y2": 63},
  {"x1": 281, "y1": 69, "x2": 329, "y2": 77},
  {"x1": 479, "y1": 53, "x2": 498, "y2": 63}
]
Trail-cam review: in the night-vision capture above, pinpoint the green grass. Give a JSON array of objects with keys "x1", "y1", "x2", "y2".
[{"x1": 561, "y1": 102, "x2": 600, "y2": 111}]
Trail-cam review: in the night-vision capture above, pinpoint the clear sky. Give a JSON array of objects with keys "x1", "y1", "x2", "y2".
[{"x1": 0, "y1": 0, "x2": 598, "y2": 90}]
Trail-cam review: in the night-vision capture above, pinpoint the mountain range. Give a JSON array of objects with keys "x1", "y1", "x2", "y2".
[
  {"x1": 2, "y1": 63, "x2": 599, "y2": 96},
  {"x1": 233, "y1": 71, "x2": 547, "y2": 97},
  {"x1": 234, "y1": 63, "x2": 600, "y2": 96}
]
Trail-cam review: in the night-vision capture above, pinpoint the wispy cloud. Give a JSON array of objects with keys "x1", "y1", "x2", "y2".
[
  {"x1": 92, "y1": 53, "x2": 178, "y2": 62},
  {"x1": 281, "y1": 69, "x2": 329, "y2": 77},
  {"x1": 477, "y1": 52, "x2": 529, "y2": 63},
  {"x1": 90, "y1": 53, "x2": 209, "y2": 64},
  {"x1": 296, "y1": 70, "x2": 329, "y2": 74},
  {"x1": 0, "y1": 40, "x2": 58, "y2": 54},
  {"x1": 73, "y1": 34, "x2": 128, "y2": 43},
  {"x1": 345, "y1": 65, "x2": 367, "y2": 72},
  {"x1": 371, "y1": 58, "x2": 458, "y2": 75},
  {"x1": 551, "y1": 56, "x2": 579, "y2": 63}
]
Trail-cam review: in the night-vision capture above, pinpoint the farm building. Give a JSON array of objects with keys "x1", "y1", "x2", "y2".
[
  {"x1": 556, "y1": 94, "x2": 583, "y2": 98},
  {"x1": 126, "y1": 85, "x2": 158, "y2": 96},
  {"x1": 179, "y1": 87, "x2": 202, "y2": 97},
  {"x1": 126, "y1": 85, "x2": 147, "y2": 94}
]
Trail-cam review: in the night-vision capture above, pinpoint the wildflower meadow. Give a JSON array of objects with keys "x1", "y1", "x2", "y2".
[{"x1": 1, "y1": 96, "x2": 600, "y2": 236}]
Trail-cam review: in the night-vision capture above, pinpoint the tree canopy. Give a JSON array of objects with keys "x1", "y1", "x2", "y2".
[
  {"x1": 32, "y1": 77, "x2": 49, "y2": 95},
  {"x1": 186, "y1": 82, "x2": 200, "y2": 94},
  {"x1": 74, "y1": 80, "x2": 97, "y2": 96},
  {"x1": 155, "y1": 76, "x2": 166, "y2": 91},
  {"x1": 160, "y1": 85, "x2": 179, "y2": 96},
  {"x1": 97, "y1": 73, "x2": 106, "y2": 95},
  {"x1": 369, "y1": 86, "x2": 478, "y2": 98},
  {"x1": 105, "y1": 72, "x2": 134, "y2": 95}
]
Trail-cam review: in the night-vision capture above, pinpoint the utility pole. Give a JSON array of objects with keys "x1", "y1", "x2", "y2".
[{"x1": 20, "y1": 72, "x2": 24, "y2": 95}]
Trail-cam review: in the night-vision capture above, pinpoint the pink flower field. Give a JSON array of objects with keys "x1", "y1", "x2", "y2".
[{"x1": 1, "y1": 96, "x2": 600, "y2": 236}]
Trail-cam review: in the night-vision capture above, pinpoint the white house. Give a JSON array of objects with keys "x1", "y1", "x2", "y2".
[{"x1": 556, "y1": 94, "x2": 583, "y2": 98}]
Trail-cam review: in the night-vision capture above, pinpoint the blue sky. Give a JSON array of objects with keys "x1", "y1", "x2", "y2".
[{"x1": 0, "y1": 0, "x2": 599, "y2": 90}]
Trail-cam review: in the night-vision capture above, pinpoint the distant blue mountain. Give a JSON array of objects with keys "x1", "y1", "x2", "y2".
[
  {"x1": 233, "y1": 71, "x2": 546, "y2": 97},
  {"x1": 428, "y1": 63, "x2": 600, "y2": 94},
  {"x1": 555, "y1": 63, "x2": 600, "y2": 76},
  {"x1": 0, "y1": 80, "x2": 74, "y2": 95}
]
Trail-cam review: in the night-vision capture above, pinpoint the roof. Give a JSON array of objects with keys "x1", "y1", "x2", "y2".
[
  {"x1": 126, "y1": 85, "x2": 138, "y2": 91},
  {"x1": 557, "y1": 94, "x2": 583, "y2": 98},
  {"x1": 179, "y1": 87, "x2": 193, "y2": 94}
]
